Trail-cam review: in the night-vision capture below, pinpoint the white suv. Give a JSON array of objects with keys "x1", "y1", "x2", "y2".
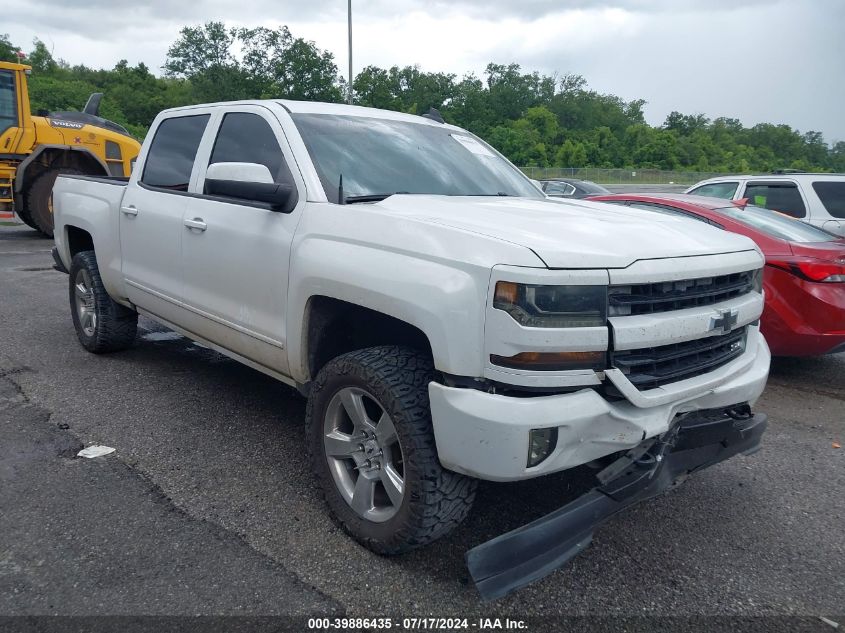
[{"x1": 686, "y1": 173, "x2": 845, "y2": 236}]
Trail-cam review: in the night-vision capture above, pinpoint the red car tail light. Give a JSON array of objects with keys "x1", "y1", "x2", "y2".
[{"x1": 768, "y1": 257, "x2": 845, "y2": 283}]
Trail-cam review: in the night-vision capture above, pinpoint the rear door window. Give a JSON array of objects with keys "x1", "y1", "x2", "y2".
[
  {"x1": 141, "y1": 114, "x2": 210, "y2": 191},
  {"x1": 688, "y1": 182, "x2": 738, "y2": 199},
  {"x1": 812, "y1": 181, "x2": 845, "y2": 219},
  {"x1": 742, "y1": 181, "x2": 806, "y2": 218}
]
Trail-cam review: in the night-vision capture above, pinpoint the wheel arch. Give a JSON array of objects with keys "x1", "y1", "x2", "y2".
[
  {"x1": 65, "y1": 225, "x2": 95, "y2": 259},
  {"x1": 302, "y1": 296, "x2": 434, "y2": 382},
  {"x1": 14, "y1": 145, "x2": 108, "y2": 211}
]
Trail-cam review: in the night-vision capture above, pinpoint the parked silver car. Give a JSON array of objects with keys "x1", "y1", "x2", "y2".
[{"x1": 686, "y1": 172, "x2": 845, "y2": 236}]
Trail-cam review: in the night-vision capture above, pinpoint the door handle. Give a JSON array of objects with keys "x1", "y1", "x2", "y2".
[
  {"x1": 184, "y1": 218, "x2": 207, "y2": 231},
  {"x1": 121, "y1": 205, "x2": 138, "y2": 216}
]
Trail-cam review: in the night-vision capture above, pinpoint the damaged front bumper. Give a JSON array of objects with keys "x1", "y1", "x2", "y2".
[{"x1": 466, "y1": 406, "x2": 767, "y2": 601}]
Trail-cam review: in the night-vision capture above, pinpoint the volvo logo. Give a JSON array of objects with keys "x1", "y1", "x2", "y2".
[{"x1": 710, "y1": 308, "x2": 739, "y2": 334}]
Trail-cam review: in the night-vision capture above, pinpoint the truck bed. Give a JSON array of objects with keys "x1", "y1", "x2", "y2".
[{"x1": 53, "y1": 173, "x2": 129, "y2": 281}]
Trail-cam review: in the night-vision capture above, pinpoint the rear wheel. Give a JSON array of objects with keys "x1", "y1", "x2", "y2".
[
  {"x1": 306, "y1": 346, "x2": 477, "y2": 555},
  {"x1": 69, "y1": 250, "x2": 137, "y2": 353},
  {"x1": 25, "y1": 167, "x2": 85, "y2": 238}
]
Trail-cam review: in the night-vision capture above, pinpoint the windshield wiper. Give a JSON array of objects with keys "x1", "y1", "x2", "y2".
[
  {"x1": 342, "y1": 191, "x2": 511, "y2": 204},
  {"x1": 344, "y1": 193, "x2": 395, "y2": 204},
  {"x1": 344, "y1": 192, "x2": 411, "y2": 204}
]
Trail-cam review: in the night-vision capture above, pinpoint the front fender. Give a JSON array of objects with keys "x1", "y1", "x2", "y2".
[{"x1": 286, "y1": 237, "x2": 491, "y2": 383}]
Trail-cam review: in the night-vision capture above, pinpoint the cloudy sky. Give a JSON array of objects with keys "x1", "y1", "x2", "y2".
[{"x1": 6, "y1": 0, "x2": 844, "y2": 142}]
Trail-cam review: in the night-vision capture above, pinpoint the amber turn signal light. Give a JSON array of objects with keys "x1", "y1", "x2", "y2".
[
  {"x1": 494, "y1": 281, "x2": 519, "y2": 305},
  {"x1": 490, "y1": 350, "x2": 605, "y2": 371}
]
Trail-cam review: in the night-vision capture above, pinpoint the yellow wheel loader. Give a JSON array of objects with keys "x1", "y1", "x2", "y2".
[{"x1": 0, "y1": 61, "x2": 141, "y2": 237}]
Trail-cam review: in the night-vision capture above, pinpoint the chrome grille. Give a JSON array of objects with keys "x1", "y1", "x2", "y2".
[
  {"x1": 611, "y1": 327, "x2": 747, "y2": 391},
  {"x1": 609, "y1": 271, "x2": 756, "y2": 316}
]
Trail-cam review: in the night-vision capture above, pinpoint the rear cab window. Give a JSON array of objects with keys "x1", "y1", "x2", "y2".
[
  {"x1": 688, "y1": 182, "x2": 738, "y2": 199},
  {"x1": 742, "y1": 181, "x2": 806, "y2": 218},
  {"x1": 141, "y1": 114, "x2": 210, "y2": 191},
  {"x1": 812, "y1": 181, "x2": 845, "y2": 219}
]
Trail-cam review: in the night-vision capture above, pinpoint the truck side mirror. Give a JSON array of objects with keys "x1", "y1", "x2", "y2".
[{"x1": 204, "y1": 162, "x2": 297, "y2": 213}]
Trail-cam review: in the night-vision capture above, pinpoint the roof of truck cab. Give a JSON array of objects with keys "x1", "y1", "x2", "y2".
[
  {"x1": 277, "y1": 99, "x2": 454, "y2": 127},
  {"x1": 161, "y1": 99, "x2": 458, "y2": 128}
]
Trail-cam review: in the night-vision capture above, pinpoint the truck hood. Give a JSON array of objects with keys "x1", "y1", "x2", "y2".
[{"x1": 371, "y1": 195, "x2": 757, "y2": 268}]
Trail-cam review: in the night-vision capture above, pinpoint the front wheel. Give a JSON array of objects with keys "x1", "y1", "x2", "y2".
[
  {"x1": 306, "y1": 346, "x2": 477, "y2": 555},
  {"x1": 69, "y1": 251, "x2": 138, "y2": 353}
]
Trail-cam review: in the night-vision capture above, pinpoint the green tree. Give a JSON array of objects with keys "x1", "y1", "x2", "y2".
[
  {"x1": 164, "y1": 22, "x2": 343, "y2": 103},
  {"x1": 830, "y1": 141, "x2": 845, "y2": 172},
  {"x1": 27, "y1": 39, "x2": 58, "y2": 73},
  {"x1": 353, "y1": 65, "x2": 398, "y2": 110},
  {"x1": 238, "y1": 26, "x2": 343, "y2": 101},
  {"x1": 663, "y1": 111, "x2": 709, "y2": 135},
  {"x1": 9, "y1": 24, "x2": 840, "y2": 172},
  {"x1": 555, "y1": 139, "x2": 587, "y2": 167},
  {"x1": 445, "y1": 74, "x2": 492, "y2": 134},
  {"x1": 164, "y1": 22, "x2": 252, "y2": 102},
  {"x1": 485, "y1": 63, "x2": 554, "y2": 122},
  {"x1": 165, "y1": 22, "x2": 236, "y2": 78},
  {"x1": 523, "y1": 106, "x2": 559, "y2": 146},
  {"x1": 0, "y1": 33, "x2": 21, "y2": 63}
]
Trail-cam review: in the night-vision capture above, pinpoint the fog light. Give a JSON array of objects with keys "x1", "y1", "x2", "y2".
[{"x1": 527, "y1": 427, "x2": 558, "y2": 468}]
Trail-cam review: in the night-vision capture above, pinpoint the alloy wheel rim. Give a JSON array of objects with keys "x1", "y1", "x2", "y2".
[
  {"x1": 323, "y1": 386, "x2": 405, "y2": 523},
  {"x1": 74, "y1": 269, "x2": 97, "y2": 337}
]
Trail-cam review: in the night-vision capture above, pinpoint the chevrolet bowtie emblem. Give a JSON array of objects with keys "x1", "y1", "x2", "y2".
[{"x1": 710, "y1": 308, "x2": 739, "y2": 334}]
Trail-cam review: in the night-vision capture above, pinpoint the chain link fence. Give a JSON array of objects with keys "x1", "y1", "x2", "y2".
[{"x1": 519, "y1": 167, "x2": 728, "y2": 186}]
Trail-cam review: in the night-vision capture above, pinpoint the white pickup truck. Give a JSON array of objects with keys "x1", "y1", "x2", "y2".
[{"x1": 52, "y1": 100, "x2": 770, "y2": 599}]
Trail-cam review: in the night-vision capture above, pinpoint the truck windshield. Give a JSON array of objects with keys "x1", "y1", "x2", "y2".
[{"x1": 291, "y1": 113, "x2": 542, "y2": 203}]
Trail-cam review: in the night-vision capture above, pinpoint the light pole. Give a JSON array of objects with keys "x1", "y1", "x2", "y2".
[{"x1": 347, "y1": 0, "x2": 353, "y2": 104}]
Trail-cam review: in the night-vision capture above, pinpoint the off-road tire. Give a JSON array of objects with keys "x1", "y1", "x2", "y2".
[
  {"x1": 15, "y1": 205, "x2": 39, "y2": 231},
  {"x1": 306, "y1": 345, "x2": 477, "y2": 555},
  {"x1": 26, "y1": 167, "x2": 85, "y2": 238},
  {"x1": 69, "y1": 250, "x2": 137, "y2": 353}
]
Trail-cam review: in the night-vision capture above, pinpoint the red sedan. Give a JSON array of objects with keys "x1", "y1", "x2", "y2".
[{"x1": 589, "y1": 193, "x2": 845, "y2": 356}]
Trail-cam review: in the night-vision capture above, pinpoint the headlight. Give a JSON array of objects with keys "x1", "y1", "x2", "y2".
[{"x1": 493, "y1": 282, "x2": 607, "y2": 328}]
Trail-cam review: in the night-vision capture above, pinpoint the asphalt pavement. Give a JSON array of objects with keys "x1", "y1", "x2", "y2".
[{"x1": 1, "y1": 223, "x2": 843, "y2": 627}]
